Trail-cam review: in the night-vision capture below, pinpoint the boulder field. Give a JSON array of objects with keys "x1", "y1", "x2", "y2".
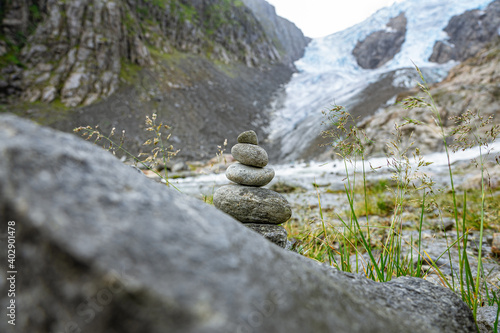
[{"x1": 0, "y1": 114, "x2": 477, "y2": 333}]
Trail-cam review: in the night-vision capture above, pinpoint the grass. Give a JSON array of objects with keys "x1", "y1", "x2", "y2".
[
  {"x1": 74, "y1": 113, "x2": 180, "y2": 189},
  {"x1": 288, "y1": 66, "x2": 500, "y2": 326}
]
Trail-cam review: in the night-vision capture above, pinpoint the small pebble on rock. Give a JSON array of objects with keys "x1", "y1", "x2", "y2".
[{"x1": 237, "y1": 130, "x2": 258, "y2": 145}]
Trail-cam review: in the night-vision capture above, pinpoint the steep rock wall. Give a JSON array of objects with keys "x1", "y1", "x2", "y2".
[
  {"x1": 1, "y1": 0, "x2": 309, "y2": 161},
  {"x1": 0, "y1": 0, "x2": 293, "y2": 107},
  {"x1": 241, "y1": 0, "x2": 310, "y2": 66},
  {"x1": 429, "y1": 0, "x2": 500, "y2": 63},
  {"x1": 352, "y1": 12, "x2": 407, "y2": 69}
]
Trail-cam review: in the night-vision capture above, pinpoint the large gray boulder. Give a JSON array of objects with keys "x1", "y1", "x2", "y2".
[{"x1": 0, "y1": 114, "x2": 477, "y2": 333}]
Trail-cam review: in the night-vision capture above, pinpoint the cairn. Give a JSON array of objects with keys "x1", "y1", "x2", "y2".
[{"x1": 213, "y1": 130, "x2": 291, "y2": 248}]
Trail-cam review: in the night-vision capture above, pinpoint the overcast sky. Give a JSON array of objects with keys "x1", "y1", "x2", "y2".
[{"x1": 265, "y1": 0, "x2": 401, "y2": 38}]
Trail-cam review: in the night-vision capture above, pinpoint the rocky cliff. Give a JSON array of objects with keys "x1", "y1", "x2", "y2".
[
  {"x1": 0, "y1": 0, "x2": 309, "y2": 161},
  {"x1": 352, "y1": 12, "x2": 407, "y2": 69},
  {"x1": 429, "y1": 0, "x2": 500, "y2": 63}
]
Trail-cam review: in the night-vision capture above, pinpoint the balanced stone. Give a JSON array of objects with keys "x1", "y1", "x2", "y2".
[
  {"x1": 237, "y1": 130, "x2": 258, "y2": 145},
  {"x1": 213, "y1": 184, "x2": 292, "y2": 224},
  {"x1": 226, "y1": 163, "x2": 274, "y2": 186},
  {"x1": 231, "y1": 143, "x2": 268, "y2": 167},
  {"x1": 245, "y1": 224, "x2": 288, "y2": 248}
]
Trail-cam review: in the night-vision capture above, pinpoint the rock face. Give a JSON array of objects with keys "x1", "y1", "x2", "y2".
[
  {"x1": 241, "y1": 0, "x2": 311, "y2": 66},
  {"x1": 0, "y1": 0, "x2": 309, "y2": 162},
  {"x1": 0, "y1": 115, "x2": 477, "y2": 332},
  {"x1": 352, "y1": 12, "x2": 407, "y2": 69},
  {"x1": 429, "y1": 0, "x2": 500, "y2": 64}
]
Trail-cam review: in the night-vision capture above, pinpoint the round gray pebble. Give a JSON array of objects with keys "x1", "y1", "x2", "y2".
[
  {"x1": 237, "y1": 130, "x2": 258, "y2": 145},
  {"x1": 213, "y1": 185, "x2": 292, "y2": 224},
  {"x1": 226, "y1": 163, "x2": 274, "y2": 186},
  {"x1": 231, "y1": 143, "x2": 268, "y2": 167}
]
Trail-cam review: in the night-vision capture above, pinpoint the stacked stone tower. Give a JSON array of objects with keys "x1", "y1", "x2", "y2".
[{"x1": 213, "y1": 130, "x2": 291, "y2": 248}]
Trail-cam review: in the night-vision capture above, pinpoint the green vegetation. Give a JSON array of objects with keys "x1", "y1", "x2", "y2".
[
  {"x1": 204, "y1": 0, "x2": 235, "y2": 35},
  {"x1": 285, "y1": 66, "x2": 500, "y2": 326},
  {"x1": 74, "y1": 113, "x2": 180, "y2": 189},
  {"x1": 0, "y1": 1, "x2": 44, "y2": 69},
  {"x1": 120, "y1": 59, "x2": 142, "y2": 84},
  {"x1": 0, "y1": 36, "x2": 24, "y2": 68},
  {"x1": 140, "y1": 0, "x2": 198, "y2": 23},
  {"x1": 29, "y1": 4, "x2": 41, "y2": 21},
  {"x1": 174, "y1": 2, "x2": 198, "y2": 23}
]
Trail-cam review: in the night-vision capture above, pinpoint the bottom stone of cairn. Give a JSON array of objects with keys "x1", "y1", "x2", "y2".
[{"x1": 245, "y1": 224, "x2": 288, "y2": 249}]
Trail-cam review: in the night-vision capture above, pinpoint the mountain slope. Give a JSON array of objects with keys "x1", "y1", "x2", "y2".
[
  {"x1": 0, "y1": 0, "x2": 309, "y2": 161},
  {"x1": 241, "y1": 0, "x2": 311, "y2": 67},
  {"x1": 267, "y1": 0, "x2": 499, "y2": 162},
  {"x1": 1, "y1": 0, "x2": 285, "y2": 106},
  {"x1": 357, "y1": 38, "x2": 500, "y2": 158},
  {"x1": 430, "y1": 0, "x2": 500, "y2": 63}
]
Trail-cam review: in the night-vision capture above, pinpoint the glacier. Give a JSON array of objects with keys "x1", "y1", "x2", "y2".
[{"x1": 267, "y1": 0, "x2": 495, "y2": 162}]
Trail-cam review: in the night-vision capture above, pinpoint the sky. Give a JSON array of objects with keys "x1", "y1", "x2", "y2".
[{"x1": 266, "y1": 0, "x2": 401, "y2": 38}]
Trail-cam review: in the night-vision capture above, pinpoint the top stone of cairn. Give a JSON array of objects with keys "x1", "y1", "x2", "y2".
[{"x1": 237, "y1": 130, "x2": 258, "y2": 145}]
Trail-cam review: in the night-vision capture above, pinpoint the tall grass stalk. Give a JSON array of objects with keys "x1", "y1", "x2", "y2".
[
  {"x1": 408, "y1": 64, "x2": 465, "y2": 298},
  {"x1": 74, "y1": 113, "x2": 180, "y2": 190},
  {"x1": 474, "y1": 144, "x2": 486, "y2": 318},
  {"x1": 308, "y1": 66, "x2": 500, "y2": 322}
]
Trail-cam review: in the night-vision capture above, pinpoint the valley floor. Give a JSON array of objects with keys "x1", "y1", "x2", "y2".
[{"x1": 170, "y1": 142, "x2": 500, "y2": 304}]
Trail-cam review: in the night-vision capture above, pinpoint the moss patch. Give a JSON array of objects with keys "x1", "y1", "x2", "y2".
[{"x1": 120, "y1": 60, "x2": 142, "y2": 84}]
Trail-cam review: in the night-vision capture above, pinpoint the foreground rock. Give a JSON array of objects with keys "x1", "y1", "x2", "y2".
[
  {"x1": 0, "y1": 114, "x2": 477, "y2": 332},
  {"x1": 477, "y1": 305, "x2": 500, "y2": 333}
]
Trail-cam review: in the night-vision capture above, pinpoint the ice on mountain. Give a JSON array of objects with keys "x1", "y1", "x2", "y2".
[{"x1": 268, "y1": 0, "x2": 494, "y2": 162}]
